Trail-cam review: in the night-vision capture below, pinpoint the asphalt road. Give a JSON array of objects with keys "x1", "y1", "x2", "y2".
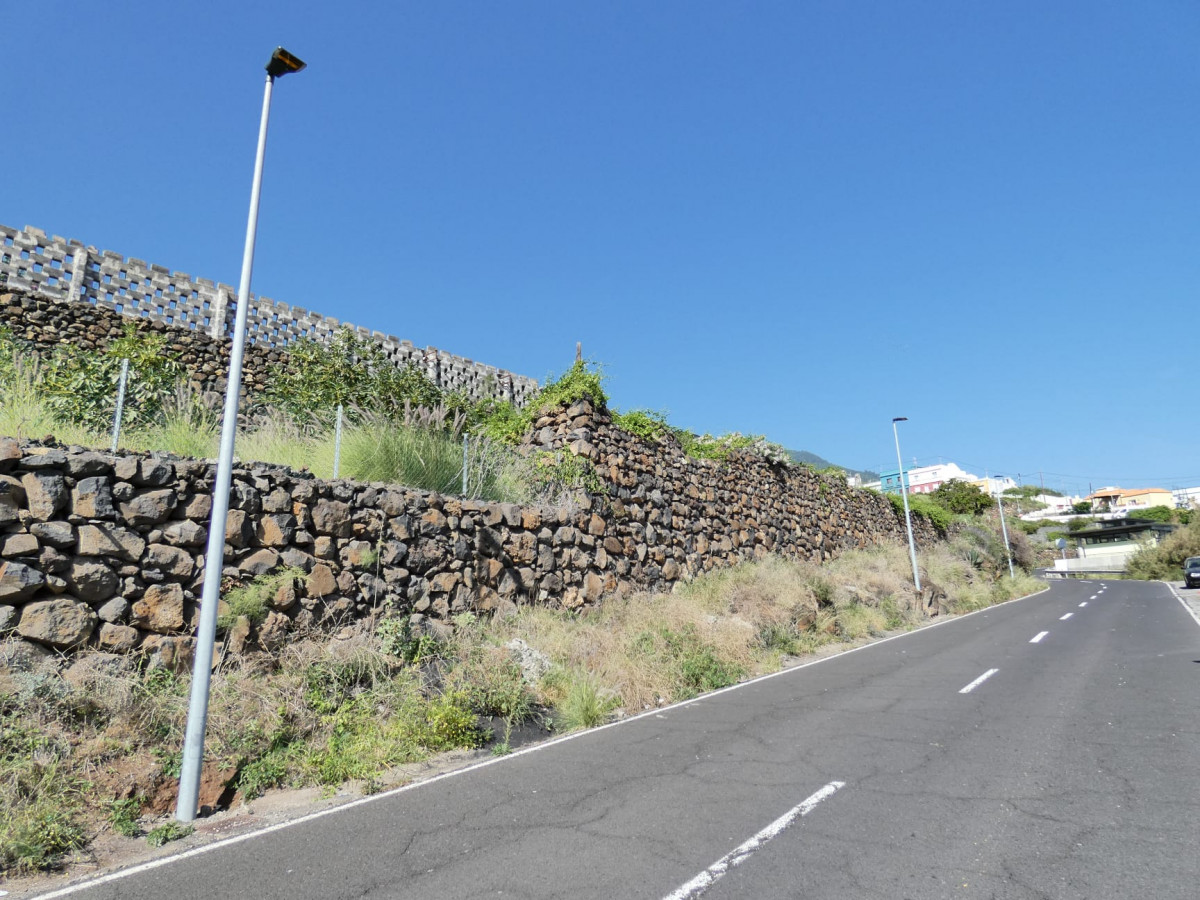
[{"x1": 31, "y1": 578, "x2": 1200, "y2": 900}]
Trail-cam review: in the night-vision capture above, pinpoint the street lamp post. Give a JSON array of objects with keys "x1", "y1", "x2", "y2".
[
  {"x1": 892, "y1": 417, "x2": 921, "y2": 593},
  {"x1": 993, "y1": 477, "x2": 1015, "y2": 578},
  {"x1": 177, "y1": 47, "x2": 306, "y2": 823}
]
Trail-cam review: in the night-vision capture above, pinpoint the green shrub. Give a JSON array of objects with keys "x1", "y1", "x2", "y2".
[
  {"x1": 145, "y1": 822, "x2": 193, "y2": 848},
  {"x1": 632, "y1": 625, "x2": 745, "y2": 700},
  {"x1": 931, "y1": 480, "x2": 994, "y2": 515},
  {"x1": 341, "y1": 420, "x2": 464, "y2": 493},
  {"x1": 612, "y1": 409, "x2": 671, "y2": 443},
  {"x1": 757, "y1": 622, "x2": 800, "y2": 655},
  {"x1": 534, "y1": 360, "x2": 608, "y2": 412},
  {"x1": 265, "y1": 328, "x2": 443, "y2": 423},
  {"x1": 423, "y1": 692, "x2": 487, "y2": 750},
  {"x1": 1127, "y1": 520, "x2": 1200, "y2": 580},
  {"x1": 526, "y1": 450, "x2": 605, "y2": 497},
  {"x1": 879, "y1": 596, "x2": 906, "y2": 630},
  {"x1": 475, "y1": 360, "x2": 608, "y2": 447},
  {"x1": 218, "y1": 568, "x2": 302, "y2": 631},
  {"x1": 473, "y1": 399, "x2": 529, "y2": 445},
  {"x1": 0, "y1": 756, "x2": 87, "y2": 875},
  {"x1": 302, "y1": 654, "x2": 391, "y2": 717},
  {"x1": 107, "y1": 798, "x2": 142, "y2": 838},
  {"x1": 377, "y1": 618, "x2": 443, "y2": 665},
  {"x1": 1127, "y1": 505, "x2": 1174, "y2": 523},
  {"x1": 887, "y1": 491, "x2": 951, "y2": 531},
  {"x1": 674, "y1": 430, "x2": 756, "y2": 462},
  {"x1": 554, "y1": 671, "x2": 618, "y2": 731},
  {"x1": 40, "y1": 322, "x2": 184, "y2": 432},
  {"x1": 234, "y1": 735, "x2": 299, "y2": 801}
]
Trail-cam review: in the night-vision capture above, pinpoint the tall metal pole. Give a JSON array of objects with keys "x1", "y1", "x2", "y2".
[
  {"x1": 892, "y1": 418, "x2": 921, "y2": 593},
  {"x1": 995, "y1": 477, "x2": 1015, "y2": 578},
  {"x1": 177, "y1": 71, "x2": 278, "y2": 824},
  {"x1": 110, "y1": 358, "x2": 130, "y2": 452}
]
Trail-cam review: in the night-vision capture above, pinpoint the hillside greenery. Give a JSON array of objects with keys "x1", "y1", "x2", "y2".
[{"x1": 1, "y1": 327, "x2": 867, "y2": 490}]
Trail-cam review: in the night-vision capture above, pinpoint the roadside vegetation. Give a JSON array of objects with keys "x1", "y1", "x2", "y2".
[
  {"x1": 1125, "y1": 518, "x2": 1200, "y2": 581},
  {"x1": 0, "y1": 327, "x2": 810, "y2": 498}
]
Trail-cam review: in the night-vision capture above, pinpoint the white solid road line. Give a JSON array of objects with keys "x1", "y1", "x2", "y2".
[
  {"x1": 958, "y1": 668, "x2": 1000, "y2": 694},
  {"x1": 662, "y1": 781, "x2": 846, "y2": 900},
  {"x1": 1030, "y1": 631, "x2": 1049, "y2": 643},
  {"x1": 1059, "y1": 613, "x2": 1073, "y2": 620}
]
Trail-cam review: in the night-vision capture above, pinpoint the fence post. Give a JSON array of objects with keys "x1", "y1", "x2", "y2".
[
  {"x1": 462, "y1": 433, "x2": 469, "y2": 497},
  {"x1": 66, "y1": 245, "x2": 89, "y2": 305},
  {"x1": 110, "y1": 358, "x2": 130, "y2": 452},
  {"x1": 333, "y1": 404, "x2": 344, "y2": 478},
  {"x1": 210, "y1": 286, "x2": 231, "y2": 339}
]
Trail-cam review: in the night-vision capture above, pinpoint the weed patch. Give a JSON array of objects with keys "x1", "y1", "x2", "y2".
[{"x1": 145, "y1": 821, "x2": 193, "y2": 848}]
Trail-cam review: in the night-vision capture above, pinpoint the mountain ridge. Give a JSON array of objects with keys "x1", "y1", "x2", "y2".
[{"x1": 787, "y1": 450, "x2": 879, "y2": 483}]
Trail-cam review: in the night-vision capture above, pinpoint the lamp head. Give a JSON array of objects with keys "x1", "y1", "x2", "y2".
[
  {"x1": 266, "y1": 47, "x2": 306, "y2": 79},
  {"x1": 892, "y1": 416, "x2": 908, "y2": 423}
]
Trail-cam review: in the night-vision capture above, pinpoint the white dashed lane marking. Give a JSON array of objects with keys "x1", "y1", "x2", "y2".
[
  {"x1": 1030, "y1": 631, "x2": 1049, "y2": 643},
  {"x1": 1079, "y1": 602, "x2": 1087, "y2": 607},
  {"x1": 959, "y1": 669, "x2": 1000, "y2": 694},
  {"x1": 1060, "y1": 613, "x2": 1073, "y2": 620}
]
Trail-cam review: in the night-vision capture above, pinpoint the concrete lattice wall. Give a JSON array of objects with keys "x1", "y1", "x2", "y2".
[{"x1": 0, "y1": 224, "x2": 538, "y2": 405}]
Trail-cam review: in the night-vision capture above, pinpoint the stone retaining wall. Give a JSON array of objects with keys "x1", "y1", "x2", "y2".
[
  {"x1": 0, "y1": 398, "x2": 934, "y2": 672},
  {"x1": 1, "y1": 289, "x2": 280, "y2": 400}
]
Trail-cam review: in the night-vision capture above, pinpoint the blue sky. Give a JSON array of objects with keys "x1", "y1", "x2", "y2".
[{"x1": 4, "y1": 2, "x2": 1197, "y2": 496}]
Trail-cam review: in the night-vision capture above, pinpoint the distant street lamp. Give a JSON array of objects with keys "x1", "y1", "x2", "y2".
[
  {"x1": 177, "y1": 47, "x2": 307, "y2": 824},
  {"x1": 892, "y1": 417, "x2": 921, "y2": 593}
]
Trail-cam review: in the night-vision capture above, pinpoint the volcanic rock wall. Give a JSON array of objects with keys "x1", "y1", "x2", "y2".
[{"x1": 0, "y1": 399, "x2": 934, "y2": 672}]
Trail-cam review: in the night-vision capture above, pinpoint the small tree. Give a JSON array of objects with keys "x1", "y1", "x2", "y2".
[
  {"x1": 40, "y1": 322, "x2": 184, "y2": 431},
  {"x1": 266, "y1": 328, "x2": 444, "y2": 424},
  {"x1": 1127, "y1": 505, "x2": 1174, "y2": 523},
  {"x1": 931, "y1": 479, "x2": 995, "y2": 515},
  {"x1": 1071, "y1": 501, "x2": 1093, "y2": 514}
]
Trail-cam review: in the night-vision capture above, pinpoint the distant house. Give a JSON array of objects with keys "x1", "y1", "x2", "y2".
[
  {"x1": 878, "y1": 462, "x2": 979, "y2": 495},
  {"x1": 1024, "y1": 493, "x2": 1078, "y2": 516},
  {"x1": 877, "y1": 469, "x2": 908, "y2": 494},
  {"x1": 970, "y1": 475, "x2": 1018, "y2": 497},
  {"x1": 1085, "y1": 487, "x2": 1174, "y2": 513}
]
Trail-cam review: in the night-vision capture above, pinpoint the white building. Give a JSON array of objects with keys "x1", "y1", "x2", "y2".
[{"x1": 906, "y1": 462, "x2": 978, "y2": 494}]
